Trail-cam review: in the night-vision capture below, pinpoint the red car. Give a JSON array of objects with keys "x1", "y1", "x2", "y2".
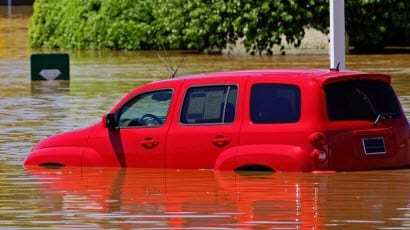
[{"x1": 24, "y1": 69, "x2": 410, "y2": 172}]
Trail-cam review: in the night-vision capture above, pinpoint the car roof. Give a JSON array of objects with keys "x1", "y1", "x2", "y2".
[
  {"x1": 117, "y1": 68, "x2": 391, "y2": 112},
  {"x1": 161, "y1": 68, "x2": 391, "y2": 85}
]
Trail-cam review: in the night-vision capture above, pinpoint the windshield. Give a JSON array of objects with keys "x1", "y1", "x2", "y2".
[{"x1": 325, "y1": 80, "x2": 401, "y2": 121}]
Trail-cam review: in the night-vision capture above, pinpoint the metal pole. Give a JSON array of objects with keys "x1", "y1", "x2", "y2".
[
  {"x1": 8, "y1": 0, "x2": 12, "y2": 17},
  {"x1": 329, "y1": 0, "x2": 346, "y2": 70}
]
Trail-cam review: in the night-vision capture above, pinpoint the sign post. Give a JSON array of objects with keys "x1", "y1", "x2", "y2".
[{"x1": 30, "y1": 53, "x2": 70, "y2": 81}]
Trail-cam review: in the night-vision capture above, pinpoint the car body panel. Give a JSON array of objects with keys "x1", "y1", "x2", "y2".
[
  {"x1": 84, "y1": 125, "x2": 169, "y2": 168},
  {"x1": 325, "y1": 120, "x2": 409, "y2": 170},
  {"x1": 25, "y1": 127, "x2": 93, "y2": 166},
  {"x1": 236, "y1": 74, "x2": 327, "y2": 171},
  {"x1": 84, "y1": 80, "x2": 182, "y2": 168},
  {"x1": 166, "y1": 76, "x2": 245, "y2": 169},
  {"x1": 321, "y1": 75, "x2": 409, "y2": 170},
  {"x1": 24, "y1": 146, "x2": 84, "y2": 167}
]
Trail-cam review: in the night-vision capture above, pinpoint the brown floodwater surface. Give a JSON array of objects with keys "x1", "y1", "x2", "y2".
[
  {"x1": 0, "y1": 6, "x2": 409, "y2": 229},
  {"x1": 1, "y1": 166, "x2": 409, "y2": 229}
]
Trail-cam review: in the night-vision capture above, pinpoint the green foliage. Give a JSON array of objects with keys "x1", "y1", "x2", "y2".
[
  {"x1": 149, "y1": 0, "x2": 187, "y2": 50},
  {"x1": 345, "y1": 0, "x2": 409, "y2": 51},
  {"x1": 234, "y1": 0, "x2": 328, "y2": 54},
  {"x1": 30, "y1": 0, "x2": 154, "y2": 49},
  {"x1": 29, "y1": 0, "x2": 408, "y2": 53}
]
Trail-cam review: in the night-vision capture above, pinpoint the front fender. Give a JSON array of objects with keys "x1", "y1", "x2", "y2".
[
  {"x1": 23, "y1": 146, "x2": 85, "y2": 167},
  {"x1": 82, "y1": 147, "x2": 106, "y2": 167},
  {"x1": 235, "y1": 144, "x2": 313, "y2": 172}
]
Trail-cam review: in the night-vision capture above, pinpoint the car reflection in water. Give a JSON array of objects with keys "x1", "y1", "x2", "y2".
[
  {"x1": 26, "y1": 165, "x2": 327, "y2": 228},
  {"x1": 24, "y1": 165, "x2": 409, "y2": 229}
]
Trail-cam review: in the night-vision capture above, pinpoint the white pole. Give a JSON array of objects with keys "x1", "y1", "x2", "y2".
[
  {"x1": 8, "y1": 0, "x2": 12, "y2": 17},
  {"x1": 329, "y1": 0, "x2": 345, "y2": 70}
]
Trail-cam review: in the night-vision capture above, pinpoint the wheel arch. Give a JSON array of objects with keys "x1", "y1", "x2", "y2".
[{"x1": 235, "y1": 144, "x2": 311, "y2": 172}]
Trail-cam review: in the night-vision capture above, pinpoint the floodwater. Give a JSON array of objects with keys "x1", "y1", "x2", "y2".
[{"x1": 0, "y1": 6, "x2": 410, "y2": 229}]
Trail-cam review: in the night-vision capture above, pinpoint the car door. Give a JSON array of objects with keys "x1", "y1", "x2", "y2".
[
  {"x1": 237, "y1": 77, "x2": 306, "y2": 171},
  {"x1": 86, "y1": 87, "x2": 178, "y2": 168},
  {"x1": 165, "y1": 78, "x2": 245, "y2": 169}
]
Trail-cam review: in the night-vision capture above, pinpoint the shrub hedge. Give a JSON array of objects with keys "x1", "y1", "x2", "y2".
[{"x1": 29, "y1": 0, "x2": 409, "y2": 53}]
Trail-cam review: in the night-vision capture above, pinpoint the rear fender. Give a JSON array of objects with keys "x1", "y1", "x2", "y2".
[
  {"x1": 214, "y1": 147, "x2": 238, "y2": 170},
  {"x1": 235, "y1": 144, "x2": 311, "y2": 172}
]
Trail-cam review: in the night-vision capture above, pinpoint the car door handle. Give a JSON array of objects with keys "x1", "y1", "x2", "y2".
[
  {"x1": 211, "y1": 135, "x2": 231, "y2": 147},
  {"x1": 141, "y1": 137, "x2": 159, "y2": 149}
]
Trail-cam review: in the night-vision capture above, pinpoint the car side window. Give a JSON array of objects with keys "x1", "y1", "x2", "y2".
[
  {"x1": 118, "y1": 89, "x2": 172, "y2": 127},
  {"x1": 250, "y1": 84, "x2": 301, "y2": 123},
  {"x1": 180, "y1": 85, "x2": 237, "y2": 124}
]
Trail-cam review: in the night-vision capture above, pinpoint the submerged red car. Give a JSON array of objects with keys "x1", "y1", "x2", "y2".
[{"x1": 24, "y1": 69, "x2": 410, "y2": 172}]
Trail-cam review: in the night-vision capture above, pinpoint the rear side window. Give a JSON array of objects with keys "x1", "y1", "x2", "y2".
[
  {"x1": 250, "y1": 84, "x2": 301, "y2": 123},
  {"x1": 180, "y1": 85, "x2": 237, "y2": 124},
  {"x1": 325, "y1": 80, "x2": 401, "y2": 121}
]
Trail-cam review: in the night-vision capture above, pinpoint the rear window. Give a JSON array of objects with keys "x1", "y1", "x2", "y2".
[
  {"x1": 325, "y1": 80, "x2": 401, "y2": 121},
  {"x1": 250, "y1": 84, "x2": 301, "y2": 123}
]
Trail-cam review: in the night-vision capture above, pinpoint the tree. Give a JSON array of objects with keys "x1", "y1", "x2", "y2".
[
  {"x1": 29, "y1": 0, "x2": 408, "y2": 53},
  {"x1": 30, "y1": 0, "x2": 154, "y2": 49},
  {"x1": 234, "y1": 0, "x2": 328, "y2": 54},
  {"x1": 345, "y1": 0, "x2": 409, "y2": 52}
]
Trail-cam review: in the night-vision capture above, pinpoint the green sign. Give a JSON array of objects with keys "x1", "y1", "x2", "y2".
[{"x1": 30, "y1": 53, "x2": 70, "y2": 81}]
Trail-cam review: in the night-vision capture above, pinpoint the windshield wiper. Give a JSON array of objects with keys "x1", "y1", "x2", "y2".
[
  {"x1": 373, "y1": 113, "x2": 396, "y2": 126},
  {"x1": 355, "y1": 88, "x2": 377, "y2": 116}
]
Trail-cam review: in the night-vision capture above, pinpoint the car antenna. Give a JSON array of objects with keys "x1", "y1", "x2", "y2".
[
  {"x1": 156, "y1": 46, "x2": 185, "y2": 78},
  {"x1": 330, "y1": 62, "x2": 341, "y2": 71},
  {"x1": 171, "y1": 56, "x2": 185, "y2": 78}
]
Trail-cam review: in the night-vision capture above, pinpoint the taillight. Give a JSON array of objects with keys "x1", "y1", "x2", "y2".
[
  {"x1": 309, "y1": 132, "x2": 328, "y2": 149},
  {"x1": 309, "y1": 132, "x2": 329, "y2": 169},
  {"x1": 311, "y1": 149, "x2": 327, "y2": 162}
]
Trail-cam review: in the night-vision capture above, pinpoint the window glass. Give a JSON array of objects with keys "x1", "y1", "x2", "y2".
[
  {"x1": 250, "y1": 84, "x2": 301, "y2": 123},
  {"x1": 118, "y1": 90, "x2": 172, "y2": 127},
  {"x1": 181, "y1": 85, "x2": 237, "y2": 124},
  {"x1": 325, "y1": 80, "x2": 401, "y2": 121}
]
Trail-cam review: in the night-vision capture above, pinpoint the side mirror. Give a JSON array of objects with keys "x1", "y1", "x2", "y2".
[{"x1": 103, "y1": 113, "x2": 117, "y2": 130}]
